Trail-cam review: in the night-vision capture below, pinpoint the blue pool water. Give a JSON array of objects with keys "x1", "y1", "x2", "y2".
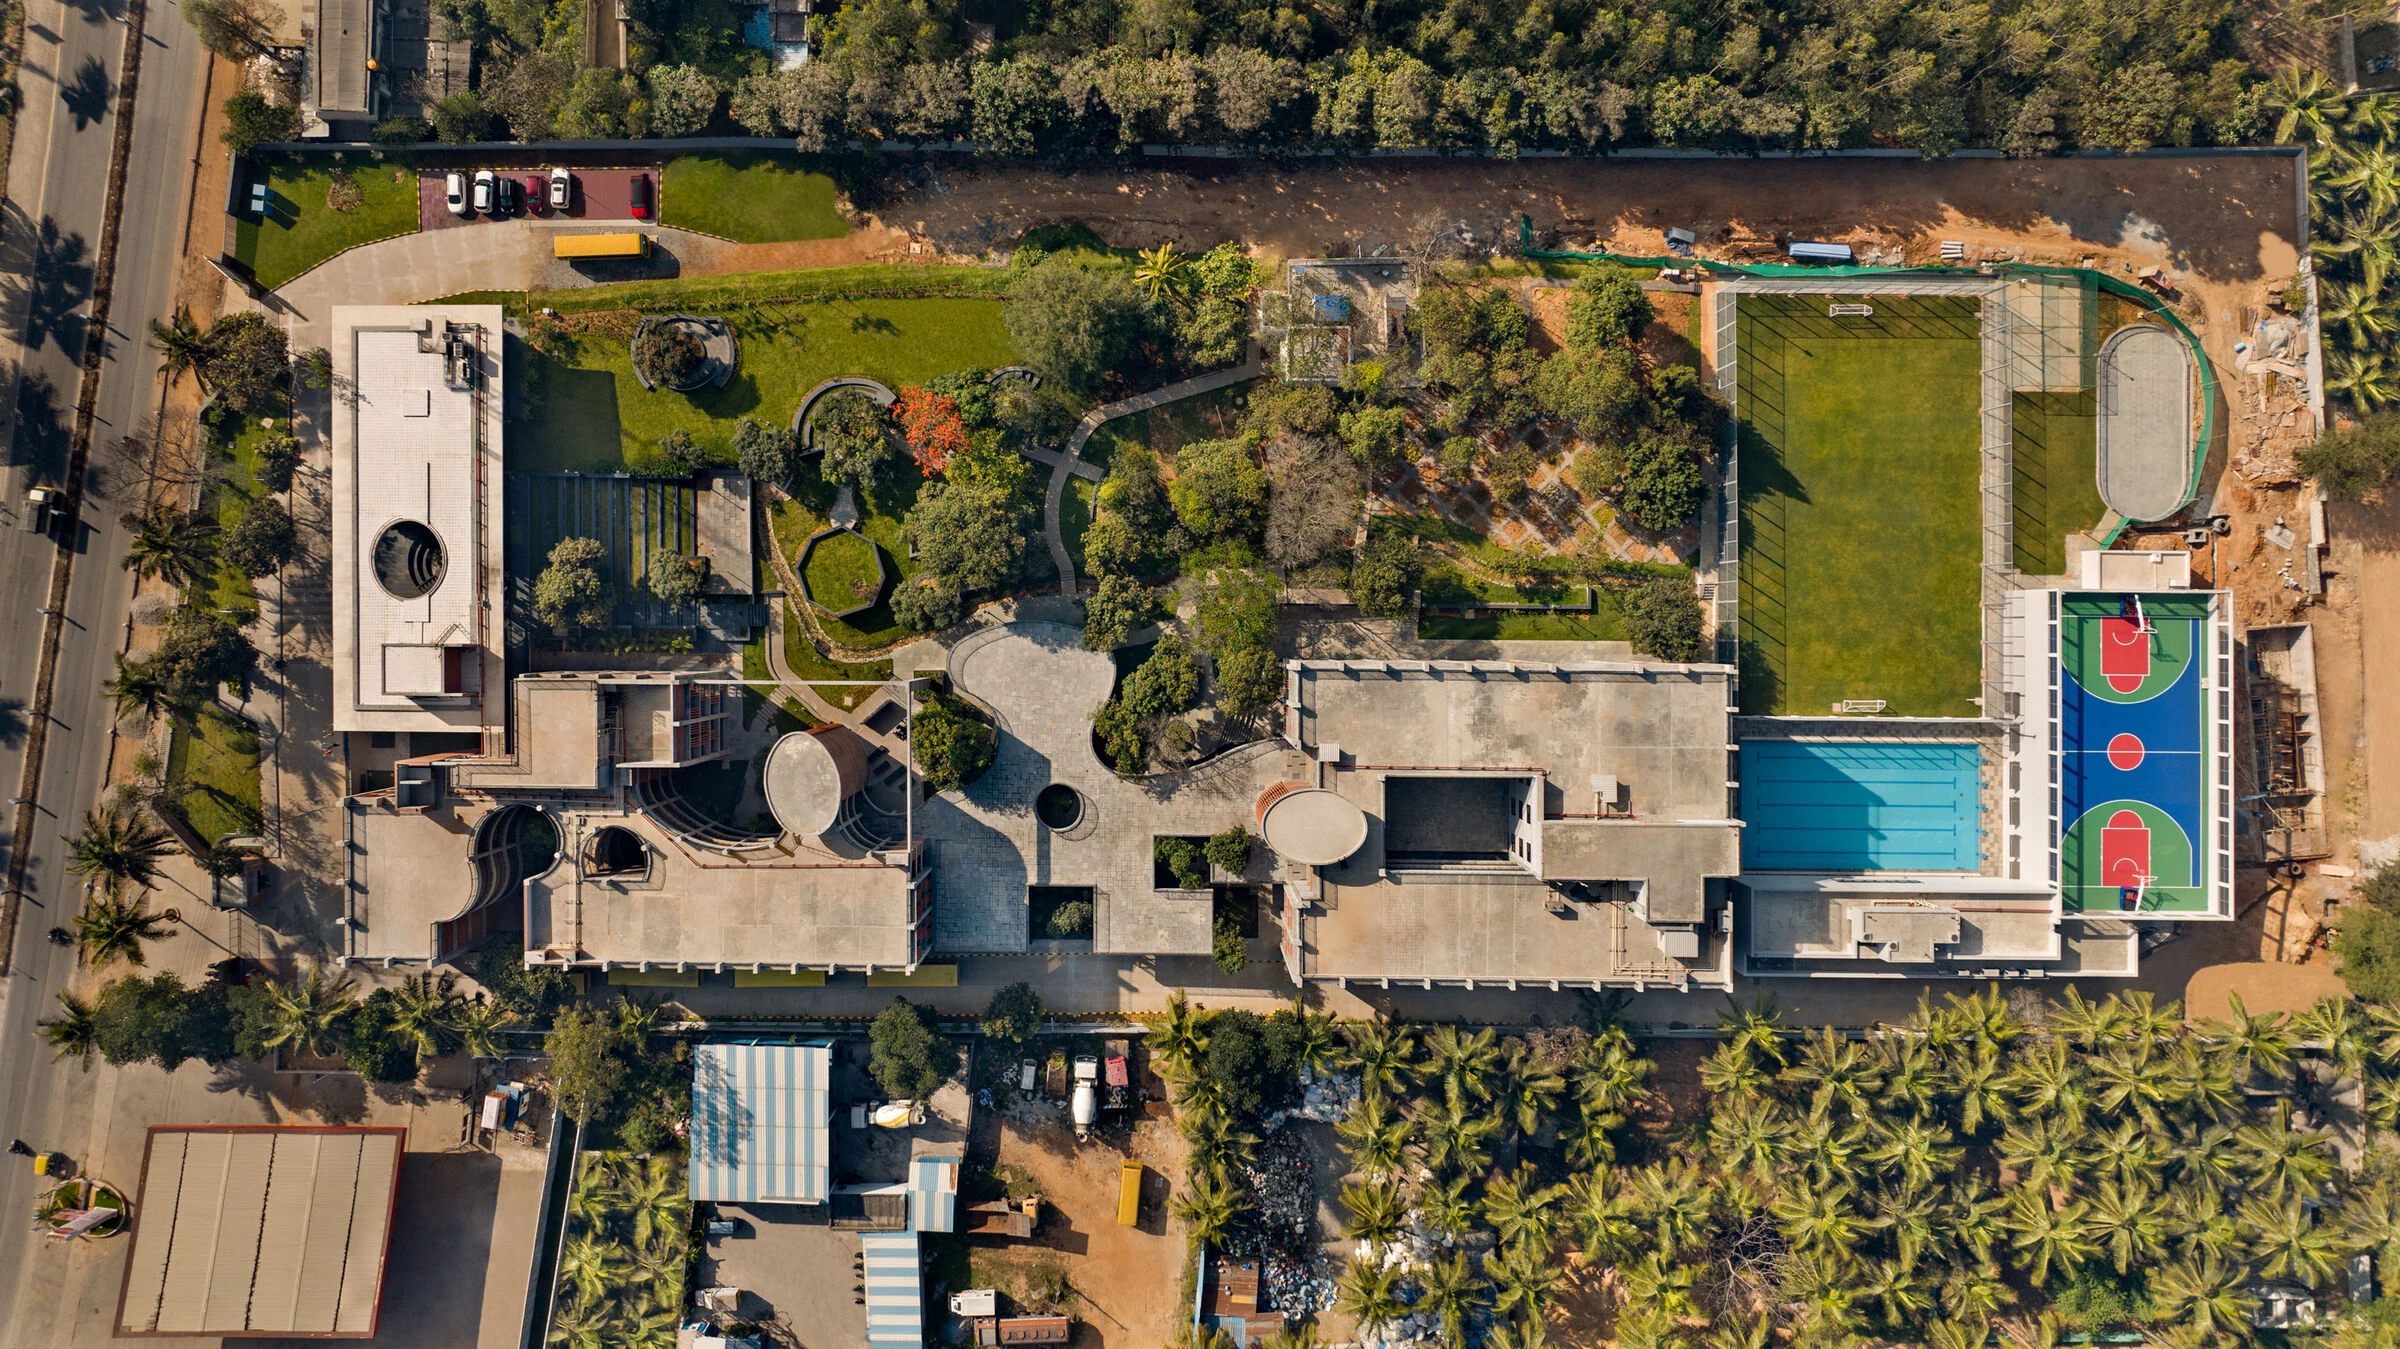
[{"x1": 1738, "y1": 740, "x2": 1983, "y2": 872}]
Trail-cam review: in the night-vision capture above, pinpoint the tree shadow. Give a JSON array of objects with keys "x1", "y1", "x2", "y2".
[
  {"x1": 17, "y1": 216, "x2": 94, "y2": 358},
  {"x1": 11, "y1": 365, "x2": 70, "y2": 475},
  {"x1": 59, "y1": 54, "x2": 110, "y2": 130}
]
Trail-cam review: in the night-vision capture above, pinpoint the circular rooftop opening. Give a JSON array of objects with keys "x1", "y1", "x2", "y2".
[
  {"x1": 1036, "y1": 783, "x2": 1084, "y2": 832},
  {"x1": 584, "y1": 825, "x2": 647, "y2": 877},
  {"x1": 371, "y1": 521, "x2": 445, "y2": 600}
]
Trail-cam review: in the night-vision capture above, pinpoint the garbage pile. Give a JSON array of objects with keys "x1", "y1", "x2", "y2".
[
  {"x1": 1226, "y1": 1130, "x2": 1335, "y2": 1315},
  {"x1": 1264, "y1": 1071, "x2": 1362, "y2": 1128}
]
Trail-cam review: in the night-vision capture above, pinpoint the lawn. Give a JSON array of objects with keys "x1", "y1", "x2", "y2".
[
  {"x1": 166, "y1": 705, "x2": 263, "y2": 844},
  {"x1": 197, "y1": 401, "x2": 290, "y2": 615},
  {"x1": 801, "y1": 529, "x2": 887, "y2": 611},
  {"x1": 769, "y1": 469, "x2": 923, "y2": 649},
  {"x1": 509, "y1": 294, "x2": 1017, "y2": 473},
  {"x1": 232, "y1": 152, "x2": 419, "y2": 291},
  {"x1": 782, "y1": 605, "x2": 890, "y2": 709},
  {"x1": 2011, "y1": 390, "x2": 2106, "y2": 576},
  {"x1": 659, "y1": 153, "x2": 848, "y2": 243},
  {"x1": 1735, "y1": 293, "x2": 1984, "y2": 717},
  {"x1": 1082, "y1": 379, "x2": 1260, "y2": 474},
  {"x1": 1417, "y1": 568, "x2": 1629, "y2": 641},
  {"x1": 537, "y1": 264, "x2": 1009, "y2": 315}
]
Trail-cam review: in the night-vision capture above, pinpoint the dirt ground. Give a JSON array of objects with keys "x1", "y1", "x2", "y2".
[{"x1": 974, "y1": 1107, "x2": 1192, "y2": 1348}]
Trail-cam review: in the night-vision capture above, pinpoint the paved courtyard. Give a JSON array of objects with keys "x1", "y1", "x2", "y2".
[{"x1": 920, "y1": 622, "x2": 1310, "y2": 956}]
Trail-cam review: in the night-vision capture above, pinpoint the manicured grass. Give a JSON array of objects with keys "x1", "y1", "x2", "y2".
[
  {"x1": 2011, "y1": 390, "x2": 2106, "y2": 576},
  {"x1": 1082, "y1": 379, "x2": 1260, "y2": 473},
  {"x1": 659, "y1": 153, "x2": 848, "y2": 243},
  {"x1": 769, "y1": 470, "x2": 923, "y2": 649},
  {"x1": 740, "y1": 627, "x2": 816, "y2": 729},
  {"x1": 782, "y1": 605, "x2": 890, "y2": 709},
  {"x1": 167, "y1": 706, "x2": 262, "y2": 844},
  {"x1": 1417, "y1": 568, "x2": 1628, "y2": 641},
  {"x1": 233, "y1": 152, "x2": 419, "y2": 291},
  {"x1": 509, "y1": 293, "x2": 1017, "y2": 473},
  {"x1": 802, "y1": 529, "x2": 887, "y2": 610},
  {"x1": 199, "y1": 404, "x2": 287, "y2": 614},
  {"x1": 1736, "y1": 294, "x2": 1984, "y2": 717}
]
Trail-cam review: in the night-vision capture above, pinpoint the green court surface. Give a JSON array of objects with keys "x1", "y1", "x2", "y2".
[
  {"x1": 1736, "y1": 293, "x2": 1984, "y2": 717},
  {"x1": 2010, "y1": 390, "x2": 2106, "y2": 576}
]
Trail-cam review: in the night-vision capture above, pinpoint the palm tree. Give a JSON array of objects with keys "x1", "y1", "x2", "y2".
[
  {"x1": 1148, "y1": 988, "x2": 1209, "y2": 1079},
  {"x1": 623, "y1": 1154, "x2": 687, "y2": 1248},
  {"x1": 384, "y1": 972, "x2": 462, "y2": 1058},
  {"x1": 1859, "y1": 1255, "x2": 1937, "y2": 1327},
  {"x1": 2244, "y1": 1193, "x2": 2343, "y2": 1288},
  {"x1": 1705, "y1": 1314, "x2": 1772, "y2": 1349},
  {"x1": 2005, "y1": 1186, "x2": 2096, "y2": 1285},
  {"x1": 1873, "y1": 1034, "x2": 1941, "y2": 1119},
  {"x1": 1769, "y1": 1178, "x2": 1880, "y2": 1261},
  {"x1": 1875, "y1": 1183, "x2": 1943, "y2": 1269},
  {"x1": 1564, "y1": 1165, "x2": 1641, "y2": 1264},
  {"x1": 1631, "y1": 1157, "x2": 1713, "y2": 1261},
  {"x1": 2078, "y1": 1115, "x2": 2166, "y2": 1192},
  {"x1": 1786, "y1": 1027, "x2": 1881, "y2": 1116},
  {"x1": 1418, "y1": 1097, "x2": 1500, "y2": 1174},
  {"x1": 38, "y1": 990, "x2": 100, "y2": 1067},
  {"x1": 1482, "y1": 1164, "x2": 1566, "y2": 1254},
  {"x1": 1485, "y1": 1239, "x2": 1562, "y2": 1322},
  {"x1": 1333, "y1": 1257, "x2": 1404, "y2": 1337},
  {"x1": 2003, "y1": 1038, "x2": 2093, "y2": 1131},
  {"x1": 149, "y1": 307, "x2": 219, "y2": 391},
  {"x1": 1339, "y1": 1015, "x2": 1417, "y2": 1099},
  {"x1": 2083, "y1": 1178, "x2": 2169, "y2": 1276},
  {"x1": 1699, "y1": 1040, "x2": 1771, "y2": 1099},
  {"x1": 1945, "y1": 1174, "x2": 2008, "y2": 1267},
  {"x1": 2291, "y1": 996, "x2": 2367, "y2": 1077},
  {"x1": 1423, "y1": 1023, "x2": 1499, "y2": 1107},
  {"x1": 1281, "y1": 996, "x2": 1338, "y2": 1079},
  {"x1": 1705, "y1": 1096, "x2": 1789, "y2": 1180},
  {"x1": 455, "y1": 995, "x2": 517, "y2": 1059},
  {"x1": 1416, "y1": 1252, "x2": 1488, "y2": 1349},
  {"x1": 2239, "y1": 1100, "x2": 2341, "y2": 1200},
  {"x1": 1170, "y1": 1170, "x2": 1240, "y2": 1247},
  {"x1": 2326, "y1": 350, "x2": 2398, "y2": 410},
  {"x1": 1338, "y1": 1178, "x2": 1406, "y2": 1245},
  {"x1": 2165, "y1": 1039, "x2": 2243, "y2": 1124},
  {"x1": 1863, "y1": 1116, "x2": 1959, "y2": 1192},
  {"x1": 2044, "y1": 987, "x2": 2112, "y2": 1050},
  {"x1": 72, "y1": 894, "x2": 177, "y2": 967},
  {"x1": 1494, "y1": 1038, "x2": 1564, "y2": 1137},
  {"x1": 545, "y1": 1299, "x2": 610, "y2": 1349},
  {"x1": 1719, "y1": 993, "x2": 1788, "y2": 1066},
  {"x1": 2275, "y1": 68, "x2": 2344, "y2": 144},
  {"x1": 567, "y1": 1167, "x2": 620, "y2": 1235},
  {"x1": 1925, "y1": 1319, "x2": 1994, "y2": 1349},
  {"x1": 1788, "y1": 1106, "x2": 1870, "y2": 1190},
  {"x1": 1258, "y1": 1326, "x2": 1322, "y2": 1349},
  {"x1": 254, "y1": 967, "x2": 359, "y2": 1059},
  {"x1": 1948, "y1": 1038, "x2": 2013, "y2": 1138},
  {"x1": 65, "y1": 806, "x2": 178, "y2": 896},
  {"x1": 612, "y1": 993, "x2": 662, "y2": 1041},
  {"x1": 1419, "y1": 1171, "x2": 1477, "y2": 1243},
  {"x1": 2341, "y1": 1179, "x2": 2400, "y2": 1281},
  {"x1": 556, "y1": 1233, "x2": 625, "y2": 1308},
  {"x1": 2151, "y1": 1253, "x2": 2259, "y2": 1343},
  {"x1": 2087, "y1": 1044, "x2": 2181, "y2": 1128},
  {"x1": 2167, "y1": 1179, "x2": 2244, "y2": 1266},
  {"x1": 1333, "y1": 1091, "x2": 1412, "y2": 1176},
  {"x1": 1133, "y1": 244, "x2": 1191, "y2": 304},
  {"x1": 1183, "y1": 1106, "x2": 1260, "y2": 1180},
  {"x1": 119, "y1": 506, "x2": 219, "y2": 587},
  {"x1": 104, "y1": 658, "x2": 189, "y2": 724},
  {"x1": 1483, "y1": 1314, "x2": 1548, "y2": 1349}
]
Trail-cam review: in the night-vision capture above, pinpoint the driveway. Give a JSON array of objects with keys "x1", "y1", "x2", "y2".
[{"x1": 417, "y1": 167, "x2": 659, "y2": 232}]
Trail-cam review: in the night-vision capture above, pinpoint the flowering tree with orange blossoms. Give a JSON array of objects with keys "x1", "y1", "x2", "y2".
[{"x1": 894, "y1": 387, "x2": 971, "y2": 476}]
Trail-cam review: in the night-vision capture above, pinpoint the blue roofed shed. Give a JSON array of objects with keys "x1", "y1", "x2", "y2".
[
  {"x1": 861, "y1": 1231, "x2": 925, "y2": 1345},
  {"x1": 689, "y1": 1042, "x2": 833, "y2": 1204}
]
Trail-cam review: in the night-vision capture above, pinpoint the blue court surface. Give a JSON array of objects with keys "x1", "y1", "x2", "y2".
[
  {"x1": 1739, "y1": 741, "x2": 1983, "y2": 872},
  {"x1": 2057, "y1": 592, "x2": 2211, "y2": 913}
]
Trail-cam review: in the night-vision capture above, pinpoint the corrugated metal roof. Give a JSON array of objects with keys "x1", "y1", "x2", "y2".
[
  {"x1": 907, "y1": 1154, "x2": 960, "y2": 1235},
  {"x1": 689, "y1": 1042, "x2": 831, "y2": 1204},
  {"x1": 313, "y1": 0, "x2": 373, "y2": 116},
  {"x1": 117, "y1": 1127, "x2": 403, "y2": 1339},
  {"x1": 860, "y1": 1231, "x2": 924, "y2": 1345}
]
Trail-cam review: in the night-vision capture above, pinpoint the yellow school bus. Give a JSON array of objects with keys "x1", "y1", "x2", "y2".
[
  {"x1": 1117, "y1": 1161, "x2": 1142, "y2": 1226},
  {"x1": 553, "y1": 232, "x2": 651, "y2": 260}
]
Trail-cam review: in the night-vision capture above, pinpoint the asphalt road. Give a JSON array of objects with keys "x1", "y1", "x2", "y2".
[{"x1": 0, "y1": 0, "x2": 207, "y2": 1333}]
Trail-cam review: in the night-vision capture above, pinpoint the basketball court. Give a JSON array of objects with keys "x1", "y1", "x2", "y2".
[{"x1": 2056, "y1": 590, "x2": 2219, "y2": 914}]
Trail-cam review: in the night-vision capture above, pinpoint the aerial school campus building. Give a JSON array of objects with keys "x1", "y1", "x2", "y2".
[{"x1": 324, "y1": 277, "x2": 2233, "y2": 993}]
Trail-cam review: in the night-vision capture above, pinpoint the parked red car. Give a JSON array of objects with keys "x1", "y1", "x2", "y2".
[{"x1": 629, "y1": 172, "x2": 651, "y2": 219}]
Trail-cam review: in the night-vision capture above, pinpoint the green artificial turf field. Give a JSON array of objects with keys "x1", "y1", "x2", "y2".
[
  {"x1": 1736, "y1": 293, "x2": 1984, "y2": 717},
  {"x1": 2010, "y1": 390, "x2": 2107, "y2": 576}
]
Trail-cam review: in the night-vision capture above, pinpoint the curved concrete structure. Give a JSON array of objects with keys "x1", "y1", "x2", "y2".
[
  {"x1": 2095, "y1": 323, "x2": 2195, "y2": 523},
  {"x1": 794, "y1": 376, "x2": 897, "y2": 448},
  {"x1": 764, "y1": 726, "x2": 869, "y2": 836},
  {"x1": 1256, "y1": 782, "x2": 1370, "y2": 866}
]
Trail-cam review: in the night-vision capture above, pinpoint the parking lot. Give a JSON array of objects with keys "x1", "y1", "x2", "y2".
[{"x1": 417, "y1": 167, "x2": 656, "y2": 231}]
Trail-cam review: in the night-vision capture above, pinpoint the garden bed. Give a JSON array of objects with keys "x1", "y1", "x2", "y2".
[
  {"x1": 798, "y1": 528, "x2": 888, "y2": 618},
  {"x1": 769, "y1": 477, "x2": 922, "y2": 649},
  {"x1": 166, "y1": 706, "x2": 263, "y2": 844}
]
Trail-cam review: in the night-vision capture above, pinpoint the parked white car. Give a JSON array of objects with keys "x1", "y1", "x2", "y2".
[
  {"x1": 444, "y1": 171, "x2": 468, "y2": 217},
  {"x1": 548, "y1": 166, "x2": 571, "y2": 210},
  {"x1": 471, "y1": 169, "x2": 495, "y2": 213}
]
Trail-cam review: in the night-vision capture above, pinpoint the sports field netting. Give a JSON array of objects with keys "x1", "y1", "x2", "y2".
[
  {"x1": 2009, "y1": 390, "x2": 2106, "y2": 577},
  {"x1": 1735, "y1": 294, "x2": 1985, "y2": 717},
  {"x1": 2057, "y1": 591, "x2": 2217, "y2": 915}
]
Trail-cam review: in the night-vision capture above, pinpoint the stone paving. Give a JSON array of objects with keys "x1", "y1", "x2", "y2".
[{"x1": 918, "y1": 621, "x2": 1308, "y2": 956}]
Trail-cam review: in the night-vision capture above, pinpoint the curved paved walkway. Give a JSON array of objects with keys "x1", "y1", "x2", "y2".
[{"x1": 1038, "y1": 349, "x2": 1265, "y2": 596}]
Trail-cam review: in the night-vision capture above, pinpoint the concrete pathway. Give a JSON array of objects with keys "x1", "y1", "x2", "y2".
[{"x1": 1039, "y1": 350, "x2": 1266, "y2": 596}]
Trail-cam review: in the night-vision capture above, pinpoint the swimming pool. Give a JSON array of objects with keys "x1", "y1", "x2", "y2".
[{"x1": 1739, "y1": 740, "x2": 1984, "y2": 872}]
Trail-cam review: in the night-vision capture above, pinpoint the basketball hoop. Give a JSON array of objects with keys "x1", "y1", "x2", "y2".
[
  {"x1": 2119, "y1": 594, "x2": 2156, "y2": 635},
  {"x1": 2120, "y1": 873, "x2": 2157, "y2": 910}
]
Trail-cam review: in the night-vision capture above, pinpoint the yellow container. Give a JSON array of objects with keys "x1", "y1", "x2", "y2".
[
  {"x1": 553, "y1": 232, "x2": 651, "y2": 260},
  {"x1": 1117, "y1": 1161, "x2": 1142, "y2": 1226}
]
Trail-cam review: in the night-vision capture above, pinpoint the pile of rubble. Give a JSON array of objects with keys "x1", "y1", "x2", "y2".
[{"x1": 1227, "y1": 1131, "x2": 1336, "y2": 1315}]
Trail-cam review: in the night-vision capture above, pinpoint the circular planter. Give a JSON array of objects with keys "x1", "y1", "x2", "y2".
[
  {"x1": 38, "y1": 1179, "x2": 128, "y2": 1239},
  {"x1": 631, "y1": 315, "x2": 736, "y2": 393},
  {"x1": 1035, "y1": 783, "x2": 1084, "y2": 831},
  {"x1": 797, "y1": 527, "x2": 889, "y2": 619}
]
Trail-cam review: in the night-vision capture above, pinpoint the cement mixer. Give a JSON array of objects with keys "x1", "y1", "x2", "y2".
[{"x1": 1071, "y1": 1056, "x2": 1099, "y2": 1139}]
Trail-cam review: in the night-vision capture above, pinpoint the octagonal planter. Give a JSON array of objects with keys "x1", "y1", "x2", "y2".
[{"x1": 797, "y1": 526, "x2": 889, "y2": 619}]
